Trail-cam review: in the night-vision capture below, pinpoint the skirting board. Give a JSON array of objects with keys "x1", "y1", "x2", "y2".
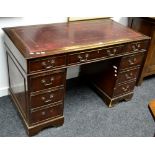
[{"x1": 0, "y1": 87, "x2": 8, "y2": 97}]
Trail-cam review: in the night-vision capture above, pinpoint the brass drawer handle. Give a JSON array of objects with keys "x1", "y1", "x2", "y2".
[
  {"x1": 50, "y1": 59, "x2": 55, "y2": 64},
  {"x1": 128, "y1": 58, "x2": 137, "y2": 65},
  {"x1": 132, "y1": 43, "x2": 141, "y2": 51},
  {"x1": 41, "y1": 94, "x2": 54, "y2": 103},
  {"x1": 78, "y1": 55, "x2": 85, "y2": 62},
  {"x1": 132, "y1": 45, "x2": 136, "y2": 51},
  {"x1": 122, "y1": 85, "x2": 129, "y2": 92},
  {"x1": 78, "y1": 53, "x2": 89, "y2": 62},
  {"x1": 41, "y1": 77, "x2": 54, "y2": 86},
  {"x1": 42, "y1": 59, "x2": 55, "y2": 69},
  {"x1": 125, "y1": 72, "x2": 133, "y2": 79},
  {"x1": 41, "y1": 111, "x2": 46, "y2": 116},
  {"x1": 137, "y1": 44, "x2": 141, "y2": 48},
  {"x1": 107, "y1": 49, "x2": 116, "y2": 56},
  {"x1": 85, "y1": 53, "x2": 89, "y2": 59}
]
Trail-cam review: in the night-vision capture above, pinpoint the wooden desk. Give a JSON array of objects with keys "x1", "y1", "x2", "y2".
[{"x1": 3, "y1": 19, "x2": 150, "y2": 136}]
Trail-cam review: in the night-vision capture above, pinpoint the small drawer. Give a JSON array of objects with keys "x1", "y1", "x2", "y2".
[
  {"x1": 30, "y1": 88, "x2": 64, "y2": 109},
  {"x1": 127, "y1": 41, "x2": 148, "y2": 53},
  {"x1": 120, "y1": 52, "x2": 145, "y2": 70},
  {"x1": 30, "y1": 104, "x2": 63, "y2": 124},
  {"x1": 29, "y1": 70, "x2": 66, "y2": 92},
  {"x1": 113, "y1": 81, "x2": 136, "y2": 97},
  {"x1": 102, "y1": 45, "x2": 124, "y2": 57},
  {"x1": 116, "y1": 67, "x2": 140, "y2": 84},
  {"x1": 29, "y1": 55, "x2": 66, "y2": 73},
  {"x1": 67, "y1": 50, "x2": 101, "y2": 65}
]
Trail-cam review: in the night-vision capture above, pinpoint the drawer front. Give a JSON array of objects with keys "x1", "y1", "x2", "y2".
[
  {"x1": 102, "y1": 44, "x2": 125, "y2": 57},
  {"x1": 113, "y1": 81, "x2": 136, "y2": 97},
  {"x1": 127, "y1": 41, "x2": 148, "y2": 53},
  {"x1": 30, "y1": 104, "x2": 63, "y2": 123},
  {"x1": 29, "y1": 55, "x2": 66, "y2": 73},
  {"x1": 67, "y1": 45, "x2": 124, "y2": 65},
  {"x1": 116, "y1": 68, "x2": 140, "y2": 84},
  {"x1": 29, "y1": 70, "x2": 66, "y2": 92},
  {"x1": 120, "y1": 52, "x2": 145, "y2": 70},
  {"x1": 30, "y1": 88, "x2": 64, "y2": 109},
  {"x1": 67, "y1": 50, "x2": 101, "y2": 65}
]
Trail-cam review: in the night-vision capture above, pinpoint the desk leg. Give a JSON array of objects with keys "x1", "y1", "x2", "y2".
[
  {"x1": 27, "y1": 116, "x2": 64, "y2": 136},
  {"x1": 90, "y1": 82, "x2": 134, "y2": 107}
]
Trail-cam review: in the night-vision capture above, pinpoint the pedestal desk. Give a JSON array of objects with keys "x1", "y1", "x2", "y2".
[{"x1": 3, "y1": 19, "x2": 150, "y2": 136}]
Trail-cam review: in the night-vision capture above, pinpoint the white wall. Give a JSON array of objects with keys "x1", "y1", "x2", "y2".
[
  {"x1": 0, "y1": 17, "x2": 127, "y2": 97},
  {"x1": 112, "y1": 17, "x2": 128, "y2": 26}
]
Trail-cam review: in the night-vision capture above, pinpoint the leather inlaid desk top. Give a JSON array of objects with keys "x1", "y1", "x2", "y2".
[{"x1": 3, "y1": 19, "x2": 149, "y2": 59}]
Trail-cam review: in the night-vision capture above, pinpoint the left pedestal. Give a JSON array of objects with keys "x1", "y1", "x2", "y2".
[{"x1": 6, "y1": 46, "x2": 67, "y2": 136}]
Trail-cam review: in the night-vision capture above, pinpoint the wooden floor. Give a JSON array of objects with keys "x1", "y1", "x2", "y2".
[{"x1": 149, "y1": 100, "x2": 155, "y2": 120}]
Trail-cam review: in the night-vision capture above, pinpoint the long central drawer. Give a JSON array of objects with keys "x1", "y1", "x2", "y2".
[{"x1": 67, "y1": 45, "x2": 125, "y2": 65}]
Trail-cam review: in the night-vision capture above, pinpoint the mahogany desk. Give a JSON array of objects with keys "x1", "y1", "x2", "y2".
[{"x1": 3, "y1": 19, "x2": 150, "y2": 136}]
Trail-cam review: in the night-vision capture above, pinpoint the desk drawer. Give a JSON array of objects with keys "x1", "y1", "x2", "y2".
[
  {"x1": 127, "y1": 41, "x2": 148, "y2": 53},
  {"x1": 29, "y1": 70, "x2": 66, "y2": 92},
  {"x1": 30, "y1": 103, "x2": 63, "y2": 124},
  {"x1": 67, "y1": 50, "x2": 101, "y2": 65},
  {"x1": 120, "y1": 52, "x2": 145, "y2": 70},
  {"x1": 30, "y1": 88, "x2": 64, "y2": 109},
  {"x1": 116, "y1": 67, "x2": 140, "y2": 84},
  {"x1": 29, "y1": 55, "x2": 66, "y2": 73},
  {"x1": 102, "y1": 45, "x2": 124, "y2": 57},
  {"x1": 113, "y1": 81, "x2": 136, "y2": 97},
  {"x1": 67, "y1": 45, "x2": 124, "y2": 65}
]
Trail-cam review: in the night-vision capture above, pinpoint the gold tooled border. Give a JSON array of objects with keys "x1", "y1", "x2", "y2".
[{"x1": 37, "y1": 37, "x2": 150, "y2": 59}]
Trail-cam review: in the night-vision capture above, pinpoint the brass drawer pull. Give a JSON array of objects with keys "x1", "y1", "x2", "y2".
[
  {"x1": 107, "y1": 49, "x2": 117, "y2": 56},
  {"x1": 42, "y1": 59, "x2": 55, "y2": 69},
  {"x1": 78, "y1": 55, "x2": 85, "y2": 62},
  {"x1": 132, "y1": 45, "x2": 135, "y2": 50},
  {"x1": 78, "y1": 53, "x2": 89, "y2": 62},
  {"x1": 42, "y1": 99, "x2": 52, "y2": 103},
  {"x1": 128, "y1": 58, "x2": 137, "y2": 65},
  {"x1": 41, "y1": 111, "x2": 46, "y2": 116},
  {"x1": 41, "y1": 77, "x2": 54, "y2": 86},
  {"x1": 122, "y1": 85, "x2": 129, "y2": 92},
  {"x1": 137, "y1": 44, "x2": 141, "y2": 48},
  {"x1": 132, "y1": 45, "x2": 137, "y2": 51},
  {"x1": 41, "y1": 94, "x2": 54, "y2": 103},
  {"x1": 85, "y1": 53, "x2": 89, "y2": 59},
  {"x1": 50, "y1": 59, "x2": 55, "y2": 64},
  {"x1": 132, "y1": 43, "x2": 141, "y2": 51},
  {"x1": 125, "y1": 72, "x2": 133, "y2": 79}
]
